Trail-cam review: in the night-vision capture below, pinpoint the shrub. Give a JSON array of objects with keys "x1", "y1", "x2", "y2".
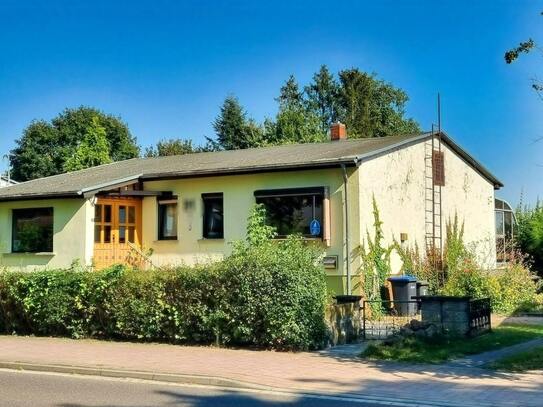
[
  {"x1": 441, "y1": 251, "x2": 540, "y2": 315},
  {"x1": 219, "y1": 204, "x2": 327, "y2": 349},
  {"x1": 222, "y1": 236, "x2": 327, "y2": 349},
  {"x1": 0, "y1": 205, "x2": 328, "y2": 351},
  {"x1": 395, "y1": 242, "x2": 441, "y2": 294},
  {"x1": 516, "y1": 201, "x2": 543, "y2": 274},
  {"x1": 358, "y1": 197, "x2": 393, "y2": 305},
  {"x1": 394, "y1": 212, "x2": 541, "y2": 315}
]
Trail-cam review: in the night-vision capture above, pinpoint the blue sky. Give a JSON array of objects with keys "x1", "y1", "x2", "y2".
[{"x1": 0, "y1": 0, "x2": 542, "y2": 205}]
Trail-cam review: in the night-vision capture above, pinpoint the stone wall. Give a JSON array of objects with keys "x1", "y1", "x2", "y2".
[
  {"x1": 420, "y1": 296, "x2": 471, "y2": 336},
  {"x1": 325, "y1": 302, "x2": 361, "y2": 346}
]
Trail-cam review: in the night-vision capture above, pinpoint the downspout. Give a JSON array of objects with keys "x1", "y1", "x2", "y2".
[{"x1": 341, "y1": 164, "x2": 351, "y2": 295}]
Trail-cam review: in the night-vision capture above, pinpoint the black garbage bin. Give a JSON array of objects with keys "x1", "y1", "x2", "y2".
[
  {"x1": 417, "y1": 280, "x2": 429, "y2": 297},
  {"x1": 387, "y1": 275, "x2": 417, "y2": 316}
]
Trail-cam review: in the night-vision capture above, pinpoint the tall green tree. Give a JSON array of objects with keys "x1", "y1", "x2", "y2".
[
  {"x1": 211, "y1": 95, "x2": 264, "y2": 150},
  {"x1": 52, "y1": 107, "x2": 139, "y2": 162},
  {"x1": 277, "y1": 75, "x2": 304, "y2": 109},
  {"x1": 304, "y1": 65, "x2": 341, "y2": 132},
  {"x1": 9, "y1": 121, "x2": 60, "y2": 181},
  {"x1": 11, "y1": 106, "x2": 139, "y2": 181},
  {"x1": 337, "y1": 68, "x2": 420, "y2": 138},
  {"x1": 268, "y1": 107, "x2": 325, "y2": 145},
  {"x1": 266, "y1": 75, "x2": 325, "y2": 144},
  {"x1": 63, "y1": 117, "x2": 111, "y2": 172}
]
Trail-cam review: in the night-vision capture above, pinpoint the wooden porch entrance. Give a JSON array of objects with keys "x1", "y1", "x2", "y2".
[{"x1": 93, "y1": 197, "x2": 142, "y2": 269}]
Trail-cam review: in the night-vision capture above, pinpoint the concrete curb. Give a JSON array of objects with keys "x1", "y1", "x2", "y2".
[
  {"x1": 0, "y1": 360, "x2": 498, "y2": 407},
  {"x1": 0, "y1": 361, "x2": 271, "y2": 391}
]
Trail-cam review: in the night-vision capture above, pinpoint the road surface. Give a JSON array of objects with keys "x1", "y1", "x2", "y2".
[{"x1": 0, "y1": 369, "x2": 389, "y2": 407}]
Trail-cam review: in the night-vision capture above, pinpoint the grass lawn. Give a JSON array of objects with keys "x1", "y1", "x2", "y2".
[
  {"x1": 361, "y1": 324, "x2": 543, "y2": 364},
  {"x1": 488, "y1": 345, "x2": 543, "y2": 372}
]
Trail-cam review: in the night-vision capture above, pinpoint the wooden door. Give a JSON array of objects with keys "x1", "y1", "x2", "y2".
[{"x1": 93, "y1": 198, "x2": 142, "y2": 269}]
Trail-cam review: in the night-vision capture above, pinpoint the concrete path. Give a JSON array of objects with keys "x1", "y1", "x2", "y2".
[
  {"x1": 448, "y1": 337, "x2": 543, "y2": 368},
  {"x1": 316, "y1": 342, "x2": 369, "y2": 358},
  {"x1": 1, "y1": 336, "x2": 543, "y2": 406}
]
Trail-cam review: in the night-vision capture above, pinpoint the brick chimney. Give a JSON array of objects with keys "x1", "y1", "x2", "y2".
[{"x1": 330, "y1": 122, "x2": 347, "y2": 141}]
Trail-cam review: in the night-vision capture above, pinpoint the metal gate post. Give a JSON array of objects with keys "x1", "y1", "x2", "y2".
[{"x1": 362, "y1": 301, "x2": 366, "y2": 340}]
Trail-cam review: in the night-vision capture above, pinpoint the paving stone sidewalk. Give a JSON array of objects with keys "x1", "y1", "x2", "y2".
[{"x1": 0, "y1": 336, "x2": 542, "y2": 407}]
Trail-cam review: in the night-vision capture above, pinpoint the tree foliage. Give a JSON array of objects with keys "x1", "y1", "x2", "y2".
[
  {"x1": 11, "y1": 107, "x2": 139, "y2": 181},
  {"x1": 516, "y1": 201, "x2": 543, "y2": 273},
  {"x1": 64, "y1": 117, "x2": 112, "y2": 172},
  {"x1": 145, "y1": 138, "x2": 196, "y2": 157},
  {"x1": 208, "y1": 66, "x2": 420, "y2": 150},
  {"x1": 305, "y1": 65, "x2": 341, "y2": 132},
  {"x1": 337, "y1": 68, "x2": 420, "y2": 138},
  {"x1": 266, "y1": 75, "x2": 326, "y2": 144},
  {"x1": 211, "y1": 95, "x2": 264, "y2": 150},
  {"x1": 505, "y1": 12, "x2": 543, "y2": 99}
]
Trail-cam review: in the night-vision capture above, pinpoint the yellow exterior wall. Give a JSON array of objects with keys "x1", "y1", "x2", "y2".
[
  {"x1": 358, "y1": 140, "x2": 427, "y2": 274},
  {"x1": 441, "y1": 143, "x2": 496, "y2": 268},
  {"x1": 140, "y1": 168, "x2": 358, "y2": 295},
  {"x1": 0, "y1": 198, "x2": 91, "y2": 271},
  {"x1": 357, "y1": 138, "x2": 496, "y2": 274}
]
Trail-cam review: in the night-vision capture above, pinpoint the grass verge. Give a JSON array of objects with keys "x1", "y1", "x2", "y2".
[
  {"x1": 361, "y1": 324, "x2": 543, "y2": 364},
  {"x1": 488, "y1": 345, "x2": 543, "y2": 372}
]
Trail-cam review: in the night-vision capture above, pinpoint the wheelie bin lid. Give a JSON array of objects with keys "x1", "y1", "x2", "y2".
[{"x1": 388, "y1": 275, "x2": 417, "y2": 282}]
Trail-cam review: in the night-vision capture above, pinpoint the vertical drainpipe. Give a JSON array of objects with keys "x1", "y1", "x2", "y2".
[{"x1": 341, "y1": 164, "x2": 351, "y2": 295}]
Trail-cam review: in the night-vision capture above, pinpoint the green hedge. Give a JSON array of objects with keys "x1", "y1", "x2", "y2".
[{"x1": 0, "y1": 238, "x2": 327, "y2": 351}]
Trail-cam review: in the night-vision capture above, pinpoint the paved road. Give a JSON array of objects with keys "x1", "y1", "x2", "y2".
[{"x1": 0, "y1": 370, "x2": 387, "y2": 407}]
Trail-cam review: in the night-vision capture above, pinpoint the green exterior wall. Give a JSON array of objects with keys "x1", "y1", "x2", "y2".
[{"x1": 0, "y1": 198, "x2": 91, "y2": 271}]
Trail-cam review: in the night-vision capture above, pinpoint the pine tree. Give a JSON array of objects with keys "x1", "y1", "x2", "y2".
[
  {"x1": 276, "y1": 75, "x2": 304, "y2": 109},
  {"x1": 212, "y1": 95, "x2": 264, "y2": 150},
  {"x1": 304, "y1": 65, "x2": 341, "y2": 132}
]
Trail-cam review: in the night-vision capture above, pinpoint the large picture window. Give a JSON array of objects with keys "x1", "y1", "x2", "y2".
[
  {"x1": 158, "y1": 199, "x2": 178, "y2": 240},
  {"x1": 255, "y1": 187, "x2": 324, "y2": 238},
  {"x1": 12, "y1": 207, "x2": 54, "y2": 253},
  {"x1": 202, "y1": 193, "x2": 223, "y2": 239}
]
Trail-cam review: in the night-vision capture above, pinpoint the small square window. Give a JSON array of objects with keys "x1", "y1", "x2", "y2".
[
  {"x1": 202, "y1": 193, "x2": 223, "y2": 239},
  {"x1": 158, "y1": 201, "x2": 177, "y2": 240}
]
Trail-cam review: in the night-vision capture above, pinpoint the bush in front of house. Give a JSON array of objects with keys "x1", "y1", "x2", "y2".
[
  {"x1": 369, "y1": 200, "x2": 542, "y2": 315},
  {"x1": 441, "y1": 253, "x2": 542, "y2": 315},
  {"x1": 0, "y1": 205, "x2": 328, "y2": 351},
  {"x1": 222, "y1": 236, "x2": 327, "y2": 350}
]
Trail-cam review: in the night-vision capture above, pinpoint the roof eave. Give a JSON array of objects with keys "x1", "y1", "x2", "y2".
[
  {"x1": 439, "y1": 132, "x2": 504, "y2": 189},
  {"x1": 0, "y1": 192, "x2": 83, "y2": 202},
  {"x1": 140, "y1": 159, "x2": 358, "y2": 181}
]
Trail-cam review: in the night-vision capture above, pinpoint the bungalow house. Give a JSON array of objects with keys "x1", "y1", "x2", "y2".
[{"x1": 0, "y1": 124, "x2": 502, "y2": 295}]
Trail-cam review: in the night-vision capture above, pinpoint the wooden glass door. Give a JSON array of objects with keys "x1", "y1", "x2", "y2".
[{"x1": 93, "y1": 198, "x2": 142, "y2": 269}]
